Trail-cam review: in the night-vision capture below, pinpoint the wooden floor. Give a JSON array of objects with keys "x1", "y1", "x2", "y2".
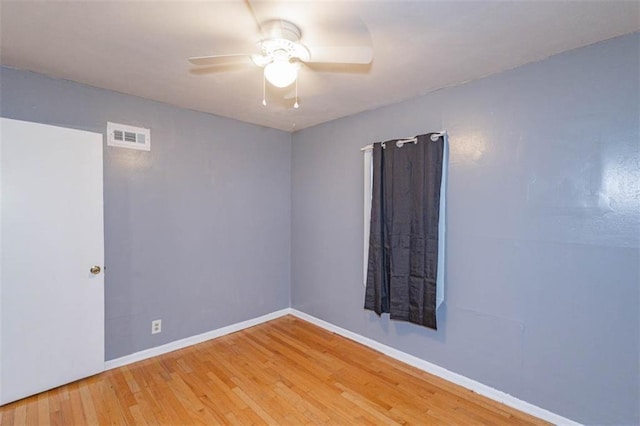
[{"x1": 0, "y1": 315, "x2": 547, "y2": 425}]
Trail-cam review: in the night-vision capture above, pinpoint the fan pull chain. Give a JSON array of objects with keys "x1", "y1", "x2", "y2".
[
  {"x1": 262, "y1": 73, "x2": 267, "y2": 106},
  {"x1": 293, "y1": 76, "x2": 299, "y2": 109}
]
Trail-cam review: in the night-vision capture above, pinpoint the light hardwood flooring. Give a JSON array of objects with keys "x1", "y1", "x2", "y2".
[{"x1": 0, "y1": 315, "x2": 547, "y2": 425}]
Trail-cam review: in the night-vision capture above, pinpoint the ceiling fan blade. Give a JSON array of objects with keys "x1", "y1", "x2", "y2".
[
  {"x1": 243, "y1": 0, "x2": 264, "y2": 35},
  {"x1": 189, "y1": 63, "x2": 254, "y2": 75},
  {"x1": 188, "y1": 54, "x2": 253, "y2": 66},
  {"x1": 305, "y1": 46, "x2": 373, "y2": 64}
]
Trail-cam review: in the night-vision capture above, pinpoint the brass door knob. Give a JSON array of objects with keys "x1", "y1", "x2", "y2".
[{"x1": 90, "y1": 266, "x2": 101, "y2": 275}]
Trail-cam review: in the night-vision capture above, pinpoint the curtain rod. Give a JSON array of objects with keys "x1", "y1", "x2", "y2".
[{"x1": 360, "y1": 131, "x2": 446, "y2": 151}]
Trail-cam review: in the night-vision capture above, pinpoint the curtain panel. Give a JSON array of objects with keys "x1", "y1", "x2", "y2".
[{"x1": 364, "y1": 133, "x2": 445, "y2": 329}]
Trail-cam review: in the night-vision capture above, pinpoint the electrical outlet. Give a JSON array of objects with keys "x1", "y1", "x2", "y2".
[{"x1": 151, "y1": 319, "x2": 162, "y2": 334}]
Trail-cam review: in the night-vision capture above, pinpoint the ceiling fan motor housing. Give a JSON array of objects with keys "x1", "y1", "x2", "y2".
[{"x1": 258, "y1": 20, "x2": 310, "y2": 64}]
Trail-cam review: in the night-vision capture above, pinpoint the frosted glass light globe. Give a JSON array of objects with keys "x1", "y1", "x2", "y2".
[{"x1": 264, "y1": 59, "x2": 297, "y2": 88}]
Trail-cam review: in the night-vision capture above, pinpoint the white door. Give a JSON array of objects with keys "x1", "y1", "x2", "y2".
[{"x1": 0, "y1": 118, "x2": 104, "y2": 405}]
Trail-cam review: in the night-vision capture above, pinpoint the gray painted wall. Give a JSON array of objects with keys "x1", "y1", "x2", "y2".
[
  {"x1": 291, "y1": 33, "x2": 639, "y2": 425},
  {"x1": 0, "y1": 67, "x2": 292, "y2": 360}
]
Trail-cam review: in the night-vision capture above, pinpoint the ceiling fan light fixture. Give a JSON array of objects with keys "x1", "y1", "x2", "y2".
[
  {"x1": 189, "y1": 18, "x2": 373, "y2": 110},
  {"x1": 264, "y1": 58, "x2": 298, "y2": 88}
]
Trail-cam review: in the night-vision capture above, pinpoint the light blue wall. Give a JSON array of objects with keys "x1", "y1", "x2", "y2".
[
  {"x1": 0, "y1": 67, "x2": 292, "y2": 360},
  {"x1": 291, "y1": 33, "x2": 640, "y2": 424}
]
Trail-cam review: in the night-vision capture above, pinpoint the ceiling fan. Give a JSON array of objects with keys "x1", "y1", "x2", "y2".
[{"x1": 188, "y1": 19, "x2": 373, "y2": 108}]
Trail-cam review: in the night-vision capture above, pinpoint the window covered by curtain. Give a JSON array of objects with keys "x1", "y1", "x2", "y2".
[{"x1": 364, "y1": 133, "x2": 445, "y2": 329}]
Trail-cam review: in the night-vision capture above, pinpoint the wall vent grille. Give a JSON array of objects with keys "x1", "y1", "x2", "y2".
[{"x1": 107, "y1": 122, "x2": 150, "y2": 151}]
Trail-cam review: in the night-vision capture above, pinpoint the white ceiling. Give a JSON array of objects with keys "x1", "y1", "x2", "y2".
[{"x1": 1, "y1": 1, "x2": 638, "y2": 132}]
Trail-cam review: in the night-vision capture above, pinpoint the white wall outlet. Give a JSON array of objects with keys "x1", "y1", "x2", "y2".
[{"x1": 151, "y1": 319, "x2": 162, "y2": 334}]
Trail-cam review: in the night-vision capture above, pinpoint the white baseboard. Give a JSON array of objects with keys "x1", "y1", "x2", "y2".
[
  {"x1": 104, "y1": 308, "x2": 291, "y2": 370},
  {"x1": 289, "y1": 309, "x2": 580, "y2": 426},
  {"x1": 104, "y1": 307, "x2": 579, "y2": 425}
]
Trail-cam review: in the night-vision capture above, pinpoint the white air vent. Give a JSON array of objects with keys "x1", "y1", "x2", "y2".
[{"x1": 107, "y1": 122, "x2": 150, "y2": 151}]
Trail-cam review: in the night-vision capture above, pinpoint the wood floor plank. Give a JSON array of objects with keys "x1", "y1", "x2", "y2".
[
  {"x1": 78, "y1": 383, "x2": 99, "y2": 425},
  {"x1": 12, "y1": 402, "x2": 26, "y2": 426},
  {"x1": 0, "y1": 315, "x2": 548, "y2": 425},
  {"x1": 47, "y1": 392, "x2": 64, "y2": 426},
  {"x1": 67, "y1": 383, "x2": 87, "y2": 425}
]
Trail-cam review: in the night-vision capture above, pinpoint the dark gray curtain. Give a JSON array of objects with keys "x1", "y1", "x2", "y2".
[{"x1": 364, "y1": 133, "x2": 444, "y2": 329}]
